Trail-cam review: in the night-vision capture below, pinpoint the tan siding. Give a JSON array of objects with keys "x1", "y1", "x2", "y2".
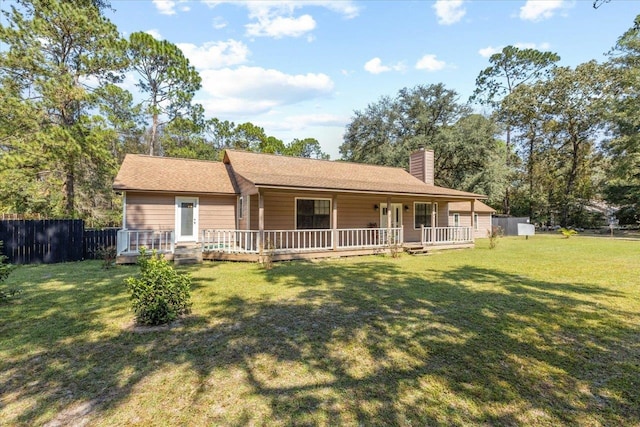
[
  {"x1": 234, "y1": 173, "x2": 258, "y2": 195},
  {"x1": 199, "y1": 195, "x2": 236, "y2": 231},
  {"x1": 409, "y1": 150, "x2": 435, "y2": 186},
  {"x1": 250, "y1": 194, "x2": 259, "y2": 230},
  {"x1": 437, "y1": 203, "x2": 448, "y2": 227},
  {"x1": 447, "y1": 208, "x2": 492, "y2": 239},
  {"x1": 126, "y1": 192, "x2": 174, "y2": 230},
  {"x1": 473, "y1": 213, "x2": 492, "y2": 239},
  {"x1": 126, "y1": 192, "x2": 236, "y2": 237},
  {"x1": 409, "y1": 152, "x2": 425, "y2": 182}
]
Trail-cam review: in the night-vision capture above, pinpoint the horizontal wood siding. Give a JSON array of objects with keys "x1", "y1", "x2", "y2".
[
  {"x1": 200, "y1": 195, "x2": 236, "y2": 230},
  {"x1": 126, "y1": 192, "x2": 236, "y2": 234},
  {"x1": 438, "y1": 203, "x2": 449, "y2": 227},
  {"x1": 474, "y1": 213, "x2": 492, "y2": 239},
  {"x1": 260, "y1": 190, "x2": 444, "y2": 243},
  {"x1": 234, "y1": 173, "x2": 258, "y2": 195},
  {"x1": 250, "y1": 195, "x2": 259, "y2": 230},
  {"x1": 126, "y1": 192, "x2": 174, "y2": 230}
]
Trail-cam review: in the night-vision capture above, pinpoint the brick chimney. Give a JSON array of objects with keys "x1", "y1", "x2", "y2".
[{"x1": 409, "y1": 148, "x2": 434, "y2": 185}]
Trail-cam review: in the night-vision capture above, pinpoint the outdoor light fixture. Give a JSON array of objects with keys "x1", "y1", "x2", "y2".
[
  {"x1": 374, "y1": 204, "x2": 379, "y2": 211},
  {"x1": 404, "y1": 205, "x2": 409, "y2": 212}
]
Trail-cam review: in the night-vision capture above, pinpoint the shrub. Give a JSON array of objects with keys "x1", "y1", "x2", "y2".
[
  {"x1": 125, "y1": 248, "x2": 192, "y2": 326},
  {"x1": 559, "y1": 228, "x2": 578, "y2": 238},
  {"x1": 488, "y1": 226, "x2": 503, "y2": 249},
  {"x1": 96, "y1": 245, "x2": 117, "y2": 269},
  {"x1": 0, "y1": 241, "x2": 18, "y2": 303}
]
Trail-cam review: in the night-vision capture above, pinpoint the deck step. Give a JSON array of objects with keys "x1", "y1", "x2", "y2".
[
  {"x1": 173, "y1": 243, "x2": 203, "y2": 265},
  {"x1": 406, "y1": 247, "x2": 430, "y2": 255}
]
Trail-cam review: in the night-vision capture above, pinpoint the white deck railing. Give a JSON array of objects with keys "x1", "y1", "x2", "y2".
[
  {"x1": 263, "y1": 229, "x2": 333, "y2": 252},
  {"x1": 337, "y1": 227, "x2": 403, "y2": 249},
  {"x1": 117, "y1": 230, "x2": 174, "y2": 255},
  {"x1": 202, "y1": 227, "x2": 404, "y2": 254},
  {"x1": 202, "y1": 229, "x2": 260, "y2": 253},
  {"x1": 421, "y1": 226, "x2": 472, "y2": 245}
]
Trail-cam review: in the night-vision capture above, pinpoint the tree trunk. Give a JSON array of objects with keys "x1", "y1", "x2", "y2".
[
  {"x1": 150, "y1": 112, "x2": 158, "y2": 156},
  {"x1": 63, "y1": 165, "x2": 75, "y2": 217}
]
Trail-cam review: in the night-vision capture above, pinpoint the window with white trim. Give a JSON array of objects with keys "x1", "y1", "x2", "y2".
[
  {"x1": 414, "y1": 202, "x2": 432, "y2": 229},
  {"x1": 453, "y1": 213, "x2": 460, "y2": 227},
  {"x1": 238, "y1": 196, "x2": 244, "y2": 219},
  {"x1": 296, "y1": 199, "x2": 331, "y2": 229},
  {"x1": 474, "y1": 213, "x2": 479, "y2": 230}
]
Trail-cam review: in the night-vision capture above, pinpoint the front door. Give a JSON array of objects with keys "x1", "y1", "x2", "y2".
[
  {"x1": 175, "y1": 197, "x2": 199, "y2": 242},
  {"x1": 380, "y1": 203, "x2": 403, "y2": 228}
]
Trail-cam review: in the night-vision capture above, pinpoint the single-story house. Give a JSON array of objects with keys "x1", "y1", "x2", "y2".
[{"x1": 113, "y1": 148, "x2": 494, "y2": 262}]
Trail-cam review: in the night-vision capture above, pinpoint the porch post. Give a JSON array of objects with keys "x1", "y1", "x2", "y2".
[
  {"x1": 431, "y1": 201, "x2": 436, "y2": 245},
  {"x1": 332, "y1": 194, "x2": 338, "y2": 251},
  {"x1": 470, "y1": 199, "x2": 475, "y2": 242},
  {"x1": 386, "y1": 197, "x2": 392, "y2": 230},
  {"x1": 258, "y1": 190, "x2": 264, "y2": 251},
  {"x1": 121, "y1": 191, "x2": 127, "y2": 230},
  {"x1": 245, "y1": 195, "x2": 250, "y2": 230}
]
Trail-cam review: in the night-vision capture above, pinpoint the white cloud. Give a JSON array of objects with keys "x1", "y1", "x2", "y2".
[
  {"x1": 153, "y1": 0, "x2": 189, "y2": 15},
  {"x1": 262, "y1": 113, "x2": 348, "y2": 132},
  {"x1": 519, "y1": 0, "x2": 565, "y2": 22},
  {"x1": 478, "y1": 42, "x2": 552, "y2": 58},
  {"x1": 145, "y1": 29, "x2": 163, "y2": 40},
  {"x1": 415, "y1": 54, "x2": 446, "y2": 71},
  {"x1": 364, "y1": 57, "x2": 405, "y2": 74},
  {"x1": 478, "y1": 46, "x2": 501, "y2": 58},
  {"x1": 433, "y1": 0, "x2": 466, "y2": 25},
  {"x1": 203, "y1": 1, "x2": 359, "y2": 39},
  {"x1": 204, "y1": 1, "x2": 360, "y2": 19},
  {"x1": 197, "y1": 66, "x2": 334, "y2": 115},
  {"x1": 177, "y1": 40, "x2": 250, "y2": 70},
  {"x1": 515, "y1": 42, "x2": 551, "y2": 51},
  {"x1": 212, "y1": 16, "x2": 227, "y2": 29},
  {"x1": 152, "y1": 0, "x2": 177, "y2": 15},
  {"x1": 246, "y1": 14, "x2": 316, "y2": 38}
]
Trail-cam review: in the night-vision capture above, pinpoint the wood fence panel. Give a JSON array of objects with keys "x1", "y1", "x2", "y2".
[
  {"x1": 83, "y1": 228, "x2": 118, "y2": 259},
  {"x1": 0, "y1": 219, "x2": 86, "y2": 264}
]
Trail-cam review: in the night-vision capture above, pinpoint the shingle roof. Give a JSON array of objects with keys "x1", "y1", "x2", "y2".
[
  {"x1": 113, "y1": 154, "x2": 237, "y2": 194},
  {"x1": 448, "y1": 200, "x2": 496, "y2": 213},
  {"x1": 224, "y1": 150, "x2": 485, "y2": 199}
]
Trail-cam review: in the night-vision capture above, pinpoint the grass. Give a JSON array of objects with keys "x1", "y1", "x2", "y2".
[{"x1": 1, "y1": 235, "x2": 639, "y2": 426}]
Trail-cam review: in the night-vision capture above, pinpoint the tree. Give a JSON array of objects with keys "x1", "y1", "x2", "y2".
[
  {"x1": 340, "y1": 84, "x2": 507, "y2": 203},
  {"x1": 127, "y1": 32, "x2": 201, "y2": 156},
  {"x1": 285, "y1": 138, "x2": 329, "y2": 159},
  {"x1": 604, "y1": 14, "x2": 640, "y2": 224},
  {"x1": 505, "y1": 62, "x2": 609, "y2": 226},
  {"x1": 0, "y1": 0, "x2": 127, "y2": 218},
  {"x1": 471, "y1": 46, "x2": 560, "y2": 214}
]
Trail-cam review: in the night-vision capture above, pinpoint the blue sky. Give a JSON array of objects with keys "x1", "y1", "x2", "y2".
[{"x1": 105, "y1": 0, "x2": 639, "y2": 158}]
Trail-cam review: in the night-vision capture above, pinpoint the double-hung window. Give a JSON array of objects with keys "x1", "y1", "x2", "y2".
[
  {"x1": 414, "y1": 202, "x2": 432, "y2": 229},
  {"x1": 296, "y1": 199, "x2": 331, "y2": 229}
]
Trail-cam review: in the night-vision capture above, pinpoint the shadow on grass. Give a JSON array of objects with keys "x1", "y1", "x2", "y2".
[{"x1": 1, "y1": 258, "x2": 639, "y2": 425}]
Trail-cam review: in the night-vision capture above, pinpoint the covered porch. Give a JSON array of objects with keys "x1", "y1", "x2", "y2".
[{"x1": 116, "y1": 224, "x2": 473, "y2": 263}]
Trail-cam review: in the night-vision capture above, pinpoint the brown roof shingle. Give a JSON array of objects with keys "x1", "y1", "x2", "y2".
[
  {"x1": 113, "y1": 154, "x2": 237, "y2": 194},
  {"x1": 448, "y1": 200, "x2": 496, "y2": 213},
  {"x1": 224, "y1": 150, "x2": 485, "y2": 199}
]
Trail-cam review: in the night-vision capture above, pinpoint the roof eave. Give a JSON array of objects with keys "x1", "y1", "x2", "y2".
[{"x1": 253, "y1": 184, "x2": 486, "y2": 199}]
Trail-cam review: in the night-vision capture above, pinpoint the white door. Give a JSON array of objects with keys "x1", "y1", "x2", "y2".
[
  {"x1": 175, "y1": 197, "x2": 199, "y2": 242},
  {"x1": 380, "y1": 203, "x2": 403, "y2": 228}
]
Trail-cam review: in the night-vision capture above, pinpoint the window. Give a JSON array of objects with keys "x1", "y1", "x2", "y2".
[
  {"x1": 238, "y1": 196, "x2": 244, "y2": 219},
  {"x1": 453, "y1": 213, "x2": 460, "y2": 227},
  {"x1": 296, "y1": 199, "x2": 331, "y2": 229},
  {"x1": 474, "y1": 213, "x2": 479, "y2": 230},
  {"x1": 414, "y1": 202, "x2": 432, "y2": 229}
]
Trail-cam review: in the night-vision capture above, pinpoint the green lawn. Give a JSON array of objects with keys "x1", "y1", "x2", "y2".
[{"x1": 1, "y1": 235, "x2": 639, "y2": 426}]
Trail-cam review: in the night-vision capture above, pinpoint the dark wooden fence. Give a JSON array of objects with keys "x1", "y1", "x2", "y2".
[{"x1": 0, "y1": 220, "x2": 119, "y2": 264}]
